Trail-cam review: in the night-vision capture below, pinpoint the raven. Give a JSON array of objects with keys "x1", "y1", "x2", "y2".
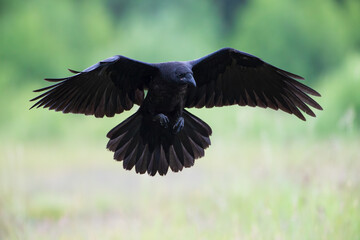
[{"x1": 30, "y1": 48, "x2": 322, "y2": 176}]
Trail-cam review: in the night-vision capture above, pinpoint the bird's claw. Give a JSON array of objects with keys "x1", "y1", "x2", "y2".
[
  {"x1": 153, "y1": 113, "x2": 169, "y2": 128},
  {"x1": 172, "y1": 117, "x2": 184, "y2": 134}
]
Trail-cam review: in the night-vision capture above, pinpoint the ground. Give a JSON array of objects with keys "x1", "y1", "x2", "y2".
[{"x1": 1, "y1": 113, "x2": 359, "y2": 239}]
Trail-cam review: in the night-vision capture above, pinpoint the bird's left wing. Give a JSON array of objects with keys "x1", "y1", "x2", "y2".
[
  {"x1": 186, "y1": 48, "x2": 322, "y2": 120},
  {"x1": 30, "y1": 55, "x2": 158, "y2": 117}
]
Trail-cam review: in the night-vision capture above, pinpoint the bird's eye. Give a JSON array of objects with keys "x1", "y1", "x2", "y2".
[{"x1": 178, "y1": 73, "x2": 186, "y2": 78}]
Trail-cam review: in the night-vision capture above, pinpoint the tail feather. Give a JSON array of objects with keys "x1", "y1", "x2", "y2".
[
  {"x1": 106, "y1": 114, "x2": 140, "y2": 139},
  {"x1": 123, "y1": 140, "x2": 138, "y2": 170},
  {"x1": 186, "y1": 128, "x2": 209, "y2": 149},
  {"x1": 106, "y1": 109, "x2": 212, "y2": 176},
  {"x1": 168, "y1": 145, "x2": 183, "y2": 172},
  {"x1": 179, "y1": 132, "x2": 195, "y2": 158},
  {"x1": 173, "y1": 136, "x2": 185, "y2": 165},
  {"x1": 106, "y1": 117, "x2": 138, "y2": 151},
  {"x1": 185, "y1": 111, "x2": 212, "y2": 136},
  {"x1": 182, "y1": 143, "x2": 195, "y2": 168},
  {"x1": 124, "y1": 141, "x2": 143, "y2": 170},
  {"x1": 113, "y1": 140, "x2": 131, "y2": 160},
  {"x1": 135, "y1": 145, "x2": 149, "y2": 174},
  {"x1": 187, "y1": 136, "x2": 205, "y2": 158},
  {"x1": 158, "y1": 146, "x2": 169, "y2": 175},
  {"x1": 147, "y1": 150, "x2": 157, "y2": 176}
]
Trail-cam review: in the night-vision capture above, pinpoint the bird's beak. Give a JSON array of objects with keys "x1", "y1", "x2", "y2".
[{"x1": 185, "y1": 74, "x2": 196, "y2": 87}]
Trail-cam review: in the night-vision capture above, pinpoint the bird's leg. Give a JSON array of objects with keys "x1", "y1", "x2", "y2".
[
  {"x1": 152, "y1": 113, "x2": 169, "y2": 128},
  {"x1": 171, "y1": 102, "x2": 185, "y2": 134},
  {"x1": 172, "y1": 116, "x2": 184, "y2": 134}
]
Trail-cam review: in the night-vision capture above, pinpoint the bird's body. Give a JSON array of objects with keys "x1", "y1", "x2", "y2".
[
  {"x1": 141, "y1": 62, "x2": 194, "y2": 133},
  {"x1": 31, "y1": 48, "x2": 322, "y2": 176},
  {"x1": 144, "y1": 66, "x2": 186, "y2": 115}
]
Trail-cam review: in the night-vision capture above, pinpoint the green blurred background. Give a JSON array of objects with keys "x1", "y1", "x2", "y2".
[{"x1": 1, "y1": 0, "x2": 360, "y2": 239}]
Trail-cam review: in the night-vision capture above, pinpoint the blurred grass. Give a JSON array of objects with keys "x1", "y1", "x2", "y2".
[
  {"x1": 1, "y1": 82, "x2": 359, "y2": 239},
  {"x1": 1, "y1": 135, "x2": 359, "y2": 239}
]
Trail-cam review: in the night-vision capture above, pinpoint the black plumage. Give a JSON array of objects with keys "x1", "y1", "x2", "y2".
[{"x1": 30, "y1": 48, "x2": 322, "y2": 176}]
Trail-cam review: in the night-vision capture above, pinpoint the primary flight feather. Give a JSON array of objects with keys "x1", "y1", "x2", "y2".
[{"x1": 30, "y1": 48, "x2": 322, "y2": 176}]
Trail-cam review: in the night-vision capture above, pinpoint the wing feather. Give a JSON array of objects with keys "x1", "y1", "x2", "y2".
[
  {"x1": 30, "y1": 55, "x2": 158, "y2": 117},
  {"x1": 188, "y1": 48, "x2": 322, "y2": 120}
]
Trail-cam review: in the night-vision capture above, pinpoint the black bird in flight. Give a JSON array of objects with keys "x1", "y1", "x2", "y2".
[{"x1": 30, "y1": 48, "x2": 322, "y2": 176}]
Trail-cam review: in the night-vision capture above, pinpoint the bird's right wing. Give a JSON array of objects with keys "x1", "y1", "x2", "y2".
[
  {"x1": 186, "y1": 48, "x2": 322, "y2": 120},
  {"x1": 30, "y1": 56, "x2": 159, "y2": 117}
]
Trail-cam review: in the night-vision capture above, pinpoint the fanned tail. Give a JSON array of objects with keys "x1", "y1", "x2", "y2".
[{"x1": 106, "y1": 110, "x2": 212, "y2": 176}]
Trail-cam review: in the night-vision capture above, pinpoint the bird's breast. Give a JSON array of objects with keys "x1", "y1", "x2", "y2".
[{"x1": 144, "y1": 84, "x2": 187, "y2": 114}]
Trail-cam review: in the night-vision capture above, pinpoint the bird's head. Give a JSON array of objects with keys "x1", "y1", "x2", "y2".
[{"x1": 173, "y1": 65, "x2": 196, "y2": 87}]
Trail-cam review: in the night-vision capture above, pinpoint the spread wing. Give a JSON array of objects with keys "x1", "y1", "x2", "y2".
[
  {"x1": 30, "y1": 55, "x2": 158, "y2": 117},
  {"x1": 186, "y1": 48, "x2": 322, "y2": 120}
]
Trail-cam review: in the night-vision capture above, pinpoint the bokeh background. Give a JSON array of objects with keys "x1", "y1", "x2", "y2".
[{"x1": 1, "y1": 0, "x2": 360, "y2": 239}]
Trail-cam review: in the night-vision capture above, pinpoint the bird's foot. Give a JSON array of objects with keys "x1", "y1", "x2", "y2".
[
  {"x1": 153, "y1": 113, "x2": 169, "y2": 128},
  {"x1": 172, "y1": 117, "x2": 184, "y2": 134}
]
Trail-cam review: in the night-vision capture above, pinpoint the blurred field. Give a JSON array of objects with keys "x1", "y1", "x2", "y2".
[
  {"x1": 1, "y1": 96, "x2": 360, "y2": 239},
  {"x1": 1, "y1": 0, "x2": 360, "y2": 239},
  {"x1": 1, "y1": 127, "x2": 360, "y2": 239}
]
